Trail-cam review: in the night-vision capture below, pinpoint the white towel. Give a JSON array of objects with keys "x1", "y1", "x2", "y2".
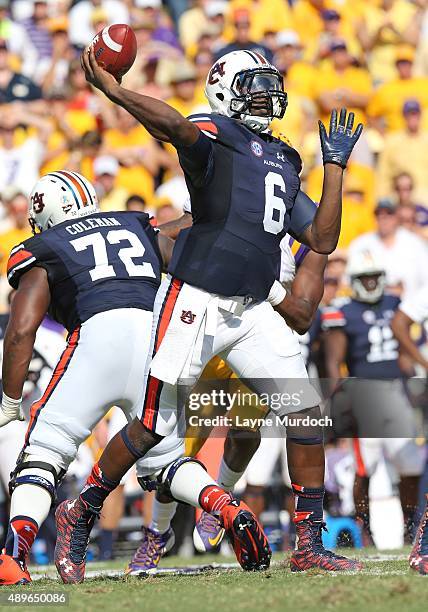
[{"x1": 150, "y1": 283, "x2": 212, "y2": 384}]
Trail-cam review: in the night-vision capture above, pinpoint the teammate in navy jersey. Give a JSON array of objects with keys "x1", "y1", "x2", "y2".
[
  {"x1": 0, "y1": 172, "x2": 272, "y2": 585},
  {"x1": 0, "y1": 171, "x2": 171, "y2": 584},
  {"x1": 57, "y1": 46, "x2": 364, "y2": 580},
  {"x1": 323, "y1": 251, "x2": 424, "y2": 545}
]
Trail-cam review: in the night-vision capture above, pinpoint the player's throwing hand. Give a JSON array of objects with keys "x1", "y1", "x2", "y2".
[
  {"x1": 81, "y1": 46, "x2": 121, "y2": 95},
  {"x1": 318, "y1": 108, "x2": 363, "y2": 169}
]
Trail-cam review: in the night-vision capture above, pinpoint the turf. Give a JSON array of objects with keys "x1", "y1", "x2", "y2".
[{"x1": 1, "y1": 551, "x2": 427, "y2": 612}]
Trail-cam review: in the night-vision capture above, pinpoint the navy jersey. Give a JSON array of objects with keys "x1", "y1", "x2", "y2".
[
  {"x1": 169, "y1": 113, "x2": 316, "y2": 302},
  {"x1": 7, "y1": 212, "x2": 162, "y2": 332},
  {"x1": 322, "y1": 295, "x2": 401, "y2": 378}
]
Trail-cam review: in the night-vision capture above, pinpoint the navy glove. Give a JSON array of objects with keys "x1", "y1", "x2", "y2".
[{"x1": 318, "y1": 108, "x2": 363, "y2": 169}]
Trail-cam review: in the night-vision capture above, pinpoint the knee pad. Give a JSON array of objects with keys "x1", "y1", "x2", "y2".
[
  {"x1": 161, "y1": 456, "x2": 206, "y2": 491},
  {"x1": 9, "y1": 455, "x2": 64, "y2": 504},
  {"x1": 285, "y1": 405, "x2": 323, "y2": 445}
]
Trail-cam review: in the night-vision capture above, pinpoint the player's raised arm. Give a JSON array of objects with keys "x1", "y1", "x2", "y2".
[
  {"x1": 81, "y1": 47, "x2": 199, "y2": 146},
  {"x1": 299, "y1": 109, "x2": 363, "y2": 254},
  {"x1": 275, "y1": 251, "x2": 327, "y2": 334},
  {"x1": 1, "y1": 268, "x2": 50, "y2": 426}
]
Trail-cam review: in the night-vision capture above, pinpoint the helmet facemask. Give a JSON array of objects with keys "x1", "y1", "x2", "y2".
[
  {"x1": 230, "y1": 67, "x2": 288, "y2": 132},
  {"x1": 351, "y1": 272, "x2": 386, "y2": 304}
]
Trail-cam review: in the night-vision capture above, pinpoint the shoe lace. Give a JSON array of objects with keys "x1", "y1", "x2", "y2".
[
  {"x1": 70, "y1": 506, "x2": 99, "y2": 565},
  {"x1": 307, "y1": 521, "x2": 353, "y2": 561},
  {"x1": 133, "y1": 529, "x2": 164, "y2": 565},
  {"x1": 199, "y1": 511, "x2": 221, "y2": 534}
]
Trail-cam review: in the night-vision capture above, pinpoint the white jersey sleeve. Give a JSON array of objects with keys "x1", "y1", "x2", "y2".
[
  {"x1": 279, "y1": 235, "x2": 296, "y2": 284},
  {"x1": 399, "y1": 286, "x2": 428, "y2": 323}
]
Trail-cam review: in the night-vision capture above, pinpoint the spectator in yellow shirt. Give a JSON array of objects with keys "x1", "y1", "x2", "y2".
[
  {"x1": 304, "y1": 9, "x2": 361, "y2": 64},
  {"x1": 0, "y1": 188, "x2": 32, "y2": 276},
  {"x1": 377, "y1": 99, "x2": 428, "y2": 203},
  {"x1": 360, "y1": 0, "x2": 420, "y2": 84},
  {"x1": 93, "y1": 156, "x2": 129, "y2": 213},
  {"x1": 368, "y1": 46, "x2": 428, "y2": 133},
  {"x1": 273, "y1": 30, "x2": 316, "y2": 100},
  {"x1": 337, "y1": 173, "x2": 376, "y2": 249},
  {"x1": 314, "y1": 39, "x2": 371, "y2": 129},
  {"x1": 226, "y1": 0, "x2": 293, "y2": 42}
]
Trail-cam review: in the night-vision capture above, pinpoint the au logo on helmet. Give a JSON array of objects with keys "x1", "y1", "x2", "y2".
[
  {"x1": 31, "y1": 192, "x2": 45, "y2": 214},
  {"x1": 208, "y1": 61, "x2": 226, "y2": 85}
]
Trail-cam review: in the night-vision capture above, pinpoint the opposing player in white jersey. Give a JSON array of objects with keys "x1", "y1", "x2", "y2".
[{"x1": 0, "y1": 172, "x2": 270, "y2": 585}]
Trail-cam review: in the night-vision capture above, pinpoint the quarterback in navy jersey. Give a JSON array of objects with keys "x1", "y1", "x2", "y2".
[
  {"x1": 323, "y1": 251, "x2": 424, "y2": 546},
  {"x1": 60, "y1": 46, "x2": 365, "y2": 579}
]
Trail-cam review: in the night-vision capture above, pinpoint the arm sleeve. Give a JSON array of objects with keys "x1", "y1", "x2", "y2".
[
  {"x1": 399, "y1": 287, "x2": 428, "y2": 323},
  {"x1": 288, "y1": 190, "x2": 317, "y2": 240}
]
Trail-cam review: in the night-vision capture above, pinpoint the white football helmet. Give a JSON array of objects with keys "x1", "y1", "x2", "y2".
[
  {"x1": 347, "y1": 250, "x2": 386, "y2": 304},
  {"x1": 29, "y1": 171, "x2": 99, "y2": 233},
  {"x1": 205, "y1": 50, "x2": 288, "y2": 133}
]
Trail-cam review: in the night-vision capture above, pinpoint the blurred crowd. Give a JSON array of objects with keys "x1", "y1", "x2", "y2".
[
  {"x1": 0, "y1": 0, "x2": 428, "y2": 300},
  {"x1": 0, "y1": 0, "x2": 428, "y2": 560}
]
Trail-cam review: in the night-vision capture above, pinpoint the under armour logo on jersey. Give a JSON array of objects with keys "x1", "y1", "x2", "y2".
[
  {"x1": 180, "y1": 310, "x2": 196, "y2": 324},
  {"x1": 31, "y1": 192, "x2": 45, "y2": 214},
  {"x1": 277, "y1": 152, "x2": 285, "y2": 162},
  {"x1": 208, "y1": 61, "x2": 226, "y2": 85}
]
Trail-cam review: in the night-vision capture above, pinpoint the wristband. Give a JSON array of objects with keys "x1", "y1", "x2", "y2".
[
  {"x1": 1, "y1": 392, "x2": 22, "y2": 415},
  {"x1": 267, "y1": 281, "x2": 286, "y2": 306}
]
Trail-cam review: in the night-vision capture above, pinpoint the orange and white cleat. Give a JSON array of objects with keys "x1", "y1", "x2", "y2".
[
  {"x1": 220, "y1": 499, "x2": 271, "y2": 571},
  {"x1": 0, "y1": 554, "x2": 31, "y2": 585}
]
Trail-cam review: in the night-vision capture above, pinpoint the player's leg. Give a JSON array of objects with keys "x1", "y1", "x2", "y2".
[
  {"x1": 410, "y1": 494, "x2": 428, "y2": 575},
  {"x1": 221, "y1": 302, "x2": 362, "y2": 571},
  {"x1": 352, "y1": 438, "x2": 379, "y2": 547},
  {"x1": 2, "y1": 308, "x2": 149, "y2": 586},
  {"x1": 159, "y1": 457, "x2": 271, "y2": 571},
  {"x1": 385, "y1": 438, "x2": 424, "y2": 544}
]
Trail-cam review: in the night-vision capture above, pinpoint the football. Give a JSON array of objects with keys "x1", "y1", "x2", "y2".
[{"x1": 90, "y1": 24, "x2": 137, "y2": 80}]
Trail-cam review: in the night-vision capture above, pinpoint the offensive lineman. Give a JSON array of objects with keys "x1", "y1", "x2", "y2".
[
  {"x1": 56, "y1": 47, "x2": 363, "y2": 580},
  {"x1": 0, "y1": 172, "x2": 270, "y2": 585}
]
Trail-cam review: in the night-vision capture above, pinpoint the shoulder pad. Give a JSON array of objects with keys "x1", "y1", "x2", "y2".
[
  {"x1": 188, "y1": 113, "x2": 237, "y2": 142},
  {"x1": 7, "y1": 234, "x2": 42, "y2": 288}
]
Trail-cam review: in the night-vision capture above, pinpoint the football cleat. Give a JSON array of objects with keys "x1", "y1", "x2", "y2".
[
  {"x1": 54, "y1": 498, "x2": 99, "y2": 584},
  {"x1": 409, "y1": 496, "x2": 428, "y2": 575},
  {"x1": 290, "y1": 521, "x2": 363, "y2": 572},
  {"x1": 0, "y1": 554, "x2": 31, "y2": 585},
  {"x1": 193, "y1": 511, "x2": 225, "y2": 553},
  {"x1": 220, "y1": 500, "x2": 271, "y2": 571},
  {"x1": 125, "y1": 526, "x2": 175, "y2": 575}
]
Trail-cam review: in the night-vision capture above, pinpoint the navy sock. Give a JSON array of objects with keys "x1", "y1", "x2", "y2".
[
  {"x1": 98, "y1": 529, "x2": 115, "y2": 560},
  {"x1": 80, "y1": 463, "x2": 119, "y2": 509},
  {"x1": 292, "y1": 483, "x2": 325, "y2": 523}
]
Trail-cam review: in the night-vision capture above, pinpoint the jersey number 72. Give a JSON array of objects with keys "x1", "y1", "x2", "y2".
[{"x1": 70, "y1": 229, "x2": 156, "y2": 281}]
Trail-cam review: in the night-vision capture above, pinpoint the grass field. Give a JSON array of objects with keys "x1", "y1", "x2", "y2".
[{"x1": 1, "y1": 550, "x2": 427, "y2": 612}]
